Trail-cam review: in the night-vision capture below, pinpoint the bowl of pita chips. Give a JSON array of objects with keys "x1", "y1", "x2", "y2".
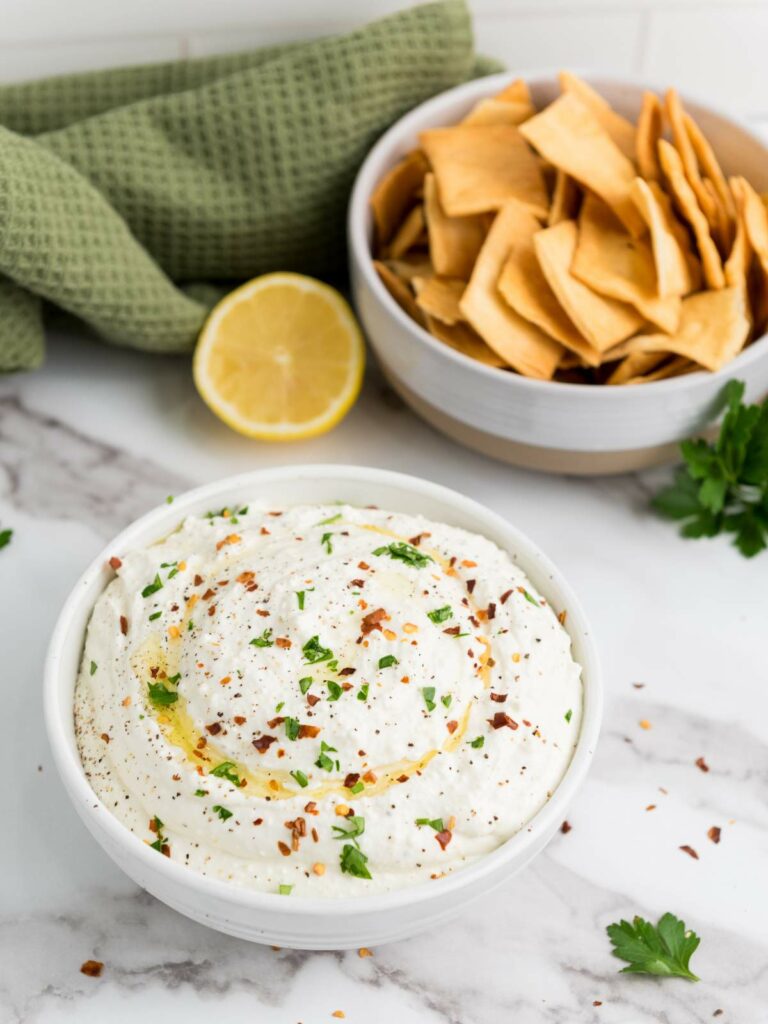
[{"x1": 348, "y1": 72, "x2": 768, "y2": 474}]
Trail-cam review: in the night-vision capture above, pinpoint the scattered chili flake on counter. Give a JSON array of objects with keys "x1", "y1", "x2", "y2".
[
  {"x1": 707, "y1": 826, "x2": 721, "y2": 844},
  {"x1": 679, "y1": 845, "x2": 699, "y2": 860},
  {"x1": 639, "y1": 719, "x2": 652, "y2": 730},
  {"x1": 695, "y1": 757, "x2": 710, "y2": 772},
  {"x1": 80, "y1": 960, "x2": 104, "y2": 978},
  {"x1": 560, "y1": 820, "x2": 572, "y2": 834}
]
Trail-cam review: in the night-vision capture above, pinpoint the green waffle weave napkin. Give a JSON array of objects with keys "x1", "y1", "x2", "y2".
[{"x1": 0, "y1": 0, "x2": 498, "y2": 372}]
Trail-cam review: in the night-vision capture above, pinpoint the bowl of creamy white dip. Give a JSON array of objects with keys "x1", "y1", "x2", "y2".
[{"x1": 45, "y1": 465, "x2": 601, "y2": 948}]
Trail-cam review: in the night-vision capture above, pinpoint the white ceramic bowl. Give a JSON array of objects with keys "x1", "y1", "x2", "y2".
[
  {"x1": 45, "y1": 465, "x2": 601, "y2": 949},
  {"x1": 348, "y1": 72, "x2": 768, "y2": 475}
]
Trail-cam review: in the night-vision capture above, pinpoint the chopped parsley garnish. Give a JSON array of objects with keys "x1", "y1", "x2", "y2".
[
  {"x1": 326, "y1": 680, "x2": 343, "y2": 701},
  {"x1": 166, "y1": 673, "x2": 181, "y2": 685},
  {"x1": 278, "y1": 884, "x2": 293, "y2": 895},
  {"x1": 320, "y1": 532, "x2": 334, "y2": 554},
  {"x1": 340, "y1": 843, "x2": 372, "y2": 879},
  {"x1": 141, "y1": 573, "x2": 163, "y2": 598},
  {"x1": 357, "y1": 683, "x2": 370, "y2": 701},
  {"x1": 148, "y1": 611, "x2": 162, "y2": 621},
  {"x1": 210, "y1": 761, "x2": 241, "y2": 785},
  {"x1": 607, "y1": 912, "x2": 700, "y2": 981},
  {"x1": 441, "y1": 694, "x2": 452, "y2": 708},
  {"x1": 314, "y1": 740, "x2": 337, "y2": 772},
  {"x1": 291, "y1": 769, "x2": 309, "y2": 788},
  {"x1": 0, "y1": 528, "x2": 13, "y2": 550},
  {"x1": 565, "y1": 708, "x2": 573, "y2": 723},
  {"x1": 250, "y1": 628, "x2": 274, "y2": 648},
  {"x1": 284, "y1": 717, "x2": 300, "y2": 741},
  {"x1": 296, "y1": 589, "x2": 311, "y2": 610},
  {"x1": 194, "y1": 789, "x2": 207, "y2": 797},
  {"x1": 318, "y1": 512, "x2": 342, "y2": 525},
  {"x1": 166, "y1": 495, "x2": 174, "y2": 504},
  {"x1": 349, "y1": 780, "x2": 365, "y2": 795},
  {"x1": 415, "y1": 817, "x2": 445, "y2": 831},
  {"x1": 212, "y1": 805, "x2": 233, "y2": 821},
  {"x1": 275, "y1": 700, "x2": 285, "y2": 713},
  {"x1": 89, "y1": 660, "x2": 97, "y2": 676},
  {"x1": 299, "y1": 676, "x2": 313, "y2": 695},
  {"x1": 332, "y1": 815, "x2": 365, "y2": 841},
  {"x1": 422, "y1": 686, "x2": 436, "y2": 712},
  {"x1": 378, "y1": 654, "x2": 399, "y2": 669},
  {"x1": 302, "y1": 635, "x2": 334, "y2": 664},
  {"x1": 149, "y1": 815, "x2": 167, "y2": 852},
  {"x1": 427, "y1": 605, "x2": 453, "y2": 624},
  {"x1": 147, "y1": 682, "x2": 178, "y2": 708},
  {"x1": 372, "y1": 541, "x2": 433, "y2": 568},
  {"x1": 652, "y1": 379, "x2": 768, "y2": 557},
  {"x1": 187, "y1": 619, "x2": 194, "y2": 631},
  {"x1": 519, "y1": 588, "x2": 539, "y2": 607},
  {"x1": 469, "y1": 736, "x2": 485, "y2": 749}
]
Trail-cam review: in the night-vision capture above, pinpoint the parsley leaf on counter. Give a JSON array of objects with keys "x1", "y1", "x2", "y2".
[
  {"x1": 606, "y1": 912, "x2": 700, "y2": 981},
  {"x1": 0, "y1": 528, "x2": 12, "y2": 550},
  {"x1": 653, "y1": 380, "x2": 768, "y2": 557}
]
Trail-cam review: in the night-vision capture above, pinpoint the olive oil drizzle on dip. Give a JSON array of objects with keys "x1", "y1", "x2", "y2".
[{"x1": 75, "y1": 503, "x2": 582, "y2": 897}]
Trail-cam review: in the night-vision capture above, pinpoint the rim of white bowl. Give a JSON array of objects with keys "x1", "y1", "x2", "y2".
[
  {"x1": 44, "y1": 464, "x2": 602, "y2": 917},
  {"x1": 348, "y1": 70, "x2": 768, "y2": 398}
]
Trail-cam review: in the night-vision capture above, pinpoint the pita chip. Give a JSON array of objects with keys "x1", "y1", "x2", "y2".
[
  {"x1": 636, "y1": 91, "x2": 663, "y2": 181},
  {"x1": 613, "y1": 288, "x2": 750, "y2": 370},
  {"x1": 373, "y1": 260, "x2": 427, "y2": 328},
  {"x1": 496, "y1": 200, "x2": 600, "y2": 365},
  {"x1": 425, "y1": 315, "x2": 507, "y2": 368},
  {"x1": 370, "y1": 150, "x2": 428, "y2": 246},
  {"x1": 572, "y1": 195, "x2": 681, "y2": 332},
  {"x1": 385, "y1": 204, "x2": 426, "y2": 259},
  {"x1": 658, "y1": 139, "x2": 725, "y2": 289},
  {"x1": 606, "y1": 349, "x2": 671, "y2": 385},
  {"x1": 412, "y1": 275, "x2": 465, "y2": 326},
  {"x1": 533, "y1": 220, "x2": 644, "y2": 350},
  {"x1": 630, "y1": 178, "x2": 701, "y2": 296},
  {"x1": 463, "y1": 80, "x2": 535, "y2": 127},
  {"x1": 459, "y1": 204, "x2": 563, "y2": 379},
  {"x1": 731, "y1": 175, "x2": 768, "y2": 329},
  {"x1": 558, "y1": 71, "x2": 636, "y2": 160},
  {"x1": 382, "y1": 254, "x2": 433, "y2": 282},
  {"x1": 665, "y1": 89, "x2": 721, "y2": 230},
  {"x1": 549, "y1": 170, "x2": 581, "y2": 226},
  {"x1": 420, "y1": 124, "x2": 548, "y2": 218},
  {"x1": 423, "y1": 173, "x2": 486, "y2": 279},
  {"x1": 520, "y1": 93, "x2": 645, "y2": 235}
]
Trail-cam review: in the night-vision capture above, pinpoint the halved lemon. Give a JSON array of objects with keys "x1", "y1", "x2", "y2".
[{"x1": 193, "y1": 273, "x2": 365, "y2": 440}]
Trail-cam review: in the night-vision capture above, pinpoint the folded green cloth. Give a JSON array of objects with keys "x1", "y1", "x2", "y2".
[{"x1": 0, "y1": 0, "x2": 498, "y2": 372}]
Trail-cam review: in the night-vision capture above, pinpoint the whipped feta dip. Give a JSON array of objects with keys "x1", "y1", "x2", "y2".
[{"x1": 75, "y1": 502, "x2": 582, "y2": 897}]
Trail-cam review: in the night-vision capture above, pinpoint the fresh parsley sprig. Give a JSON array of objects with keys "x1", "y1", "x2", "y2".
[
  {"x1": 653, "y1": 380, "x2": 768, "y2": 557},
  {"x1": 606, "y1": 912, "x2": 700, "y2": 981}
]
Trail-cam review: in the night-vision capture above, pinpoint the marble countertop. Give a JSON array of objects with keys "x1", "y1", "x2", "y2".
[{"x1": 1, "y1": 329, "x2": 766, "y2": 1024}]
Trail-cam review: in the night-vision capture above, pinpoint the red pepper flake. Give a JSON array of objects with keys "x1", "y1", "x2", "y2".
[
  {"x1": 645, "y1": 804, "x2": 656, "y2": 811},
  {"x1": 275, "y1": 637, "x2": 291, "y2": 649},
  {"x1": 707, "y1": 826, "x2": 721, "y2": 844},
  {"x1": 358, "y1": 561, "x2": 370, "y2": 571},
  {"x1": 119, "y1": 615, "x2": 128, "y2": 636},
  {"x1": 207, "y1": 603, "x2": 217, "y2": 617},
  {"x1": 172, "y1": 773, "x2": 181, "y2": 781},
  {"x1": 236, "y1": 571, "x2": 256, "y2": 584},
  {"x1": 499, "y1": 589, "x2": 513, "y2": 605},
  {"x1": 443, "y1": 625, "x2": 461, "y2": 636},
  {"x1": 409, "y1": 532, "x2": 430, "y2": 546},
  {"x1": 560, "y1": 820, "x2": 572, "y2": 834},
  {"x1": 307, "y1": 693, "x2": 321, "y2": 707},
  {"x1": 100, "y1": 733, "x2": 110, "y2": 744},
  {"x1": 695, "y1": 756, "x2": 710, "y2": 773},
  {"x1": 446, "y1": 720, "x2": 458, "y2": 734},
  {"x1": 205, "y1": 722, "x2": 222, "y2": 735},
  {"x1": 397, "y1": 774, "x2": 409, "y2": 783},
  {"x1": 149, "y1": 666, "x2": 159, "y2": 678},
  {"x1": 362, "y1": 770, "x2": 377, "y2": 784},
  {"x1": 466, "y1": 579, "x2": 476, "y2": 594},
  {"x1": 277, "y1": 841, "x2": 291, "y2": 857},
  {"x1": 486, "y1": 602, "x2": 496, "y2": 620},
  {"x1": 252, "y1": 734, "x2": 277, "y2": 753},
  {"x1": 593, "y1": 1001, "x2": 602, "y2": 1008},
  {"x1": 490, "y1": 692, "x2": 508, "y2": 703},
  {"x1": 488, "y1": 712, "x2": 518, "y2": 730},
  {"x1": 679, "y1": 844, "x2": 699, "y2": 860},
  {"x1": 194, "y1": 574, "x2": 203, "y2": 586},
  {"x1": 260, "y1": 526, "x2": 270, "y2": 535},
  {"x1": 349, "y1": 579, "x2": 365, "y2": 588},
  {"x1": 108, "y1": 556, "x2": 122, "y2": 570},
  {"x1": 361, "y1": 607, "x2": 388, "y2": 635},
  {"x1": 253, "y1": 818, "x2": 263, "y2": 826},
  {"x1": 304, "y1": 801, "x2": 318, "y2": 815},
  {"x1": 435, "y1": 828, "x2": 452, "y2": 850},
  {"x1": 202, "y1": 588, "x2": 216, "y2": 600},
  {"x1": 344, "y1": 773, "x2": 360, "y2": 790},
  {"x1": 558, "y1": 610, "x2": 567, "y2": 625},
  {"x1": 298, "y1": 724, "x2": 321, "y2": 739},
  {"x1": 257, "y1": 609, "x2": 270, "y2": 617},
  {"x1": 338, "y1": 667, "x2": 356, "y2": 676},
  {"x1": 80, "y1": 960, "x2": 104, "y2": 978},
  {"x1": 267, "y1": 716, "x2": 285, "y2": 729},
  {"x1": 233, "y1": 715, "x2": 246, "y2": 726}
]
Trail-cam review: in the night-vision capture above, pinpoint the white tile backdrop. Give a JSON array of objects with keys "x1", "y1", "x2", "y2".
[{"x1": 0, "y1": 0, "x2": 766, "y2": 128}]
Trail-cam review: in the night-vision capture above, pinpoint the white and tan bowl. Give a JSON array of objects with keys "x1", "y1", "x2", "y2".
[
  {"x1": 44, "y1": 465, "x2": 601, "y2": 949},
  {"x1": 348, "y1": 72, "x2": 768, "y2": 475}
]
